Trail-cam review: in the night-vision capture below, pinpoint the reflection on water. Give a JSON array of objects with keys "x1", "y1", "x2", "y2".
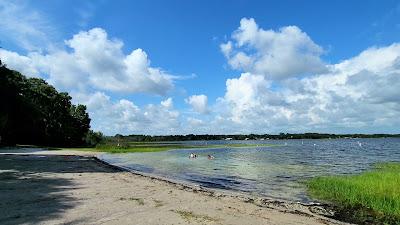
[{"x1": 100, "y1": 138, "x2": 400, "y2": 202}]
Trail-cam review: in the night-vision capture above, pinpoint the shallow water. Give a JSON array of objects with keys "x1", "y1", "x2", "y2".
[{"x1": 100, "y1": 138, "x2": 400, "y2": 202}]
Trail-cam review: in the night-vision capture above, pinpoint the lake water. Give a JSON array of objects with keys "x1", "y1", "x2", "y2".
[{"x1": 100, "y1": 138, "x2": 400, "y2": 202}]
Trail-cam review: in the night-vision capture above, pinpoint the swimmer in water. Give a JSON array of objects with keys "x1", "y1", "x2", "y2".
[{"x1": 207, "y1": 154, "x2": 215, "y2": 160}]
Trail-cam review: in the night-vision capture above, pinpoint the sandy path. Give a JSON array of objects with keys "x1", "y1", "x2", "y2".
[{"x1": 0, "y1": 153, "x2": 347, "y2": 225}]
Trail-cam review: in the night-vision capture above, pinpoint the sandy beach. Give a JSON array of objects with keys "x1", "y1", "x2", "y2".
[{"x1": 0, "y1": 151, "x2": 349, "y2": 225}]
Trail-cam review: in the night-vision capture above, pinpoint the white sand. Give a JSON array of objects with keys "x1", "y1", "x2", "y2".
[{"x1": 0, "y1": 150, "x2": 350, "y2": 225}]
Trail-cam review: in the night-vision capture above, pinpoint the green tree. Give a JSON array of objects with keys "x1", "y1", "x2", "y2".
[
  {"x1": 85, "y1": 130, "x2": 104, "y2": 147},
  {"x1": 0, "y1": 60, "x2": 91, "y2": 146}
]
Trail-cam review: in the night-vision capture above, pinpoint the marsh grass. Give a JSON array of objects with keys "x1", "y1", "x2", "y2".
[
  {"x1": 64, "y1": 143, "x2": 279, "y2": 153},
  {"x1": 307, "y1": 162, "x2": 400, "y2": 224}
]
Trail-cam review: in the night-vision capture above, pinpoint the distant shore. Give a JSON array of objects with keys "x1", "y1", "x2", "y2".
[{"x1": 0, "y1": 149, "x2": 348, "y2": 225}]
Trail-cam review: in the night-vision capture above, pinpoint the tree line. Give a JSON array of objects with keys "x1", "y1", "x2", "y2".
[
  {"x1": 0, "y1": 59, "x2": 101, "y2": 147},
  {"x1": 112, "y1": 133, "x2": 400, "y2": 142}
]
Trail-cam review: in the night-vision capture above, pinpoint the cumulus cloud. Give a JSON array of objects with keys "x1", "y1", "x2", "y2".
[
  {"x1": 185, "y1": 94, "x2": 209, "y2": 114},
  {"x1": 0, "y1": 26, "x2": 181, "y2": 134},
  {"x1": 73, "y1": 92, "x2": 181, "y2": 135},
  {"x1": 211, "y1": 18, "x2": 400, "y2": 134},
  {"x1": 222, "y1": 73, "x2": 291, "y2": 124},
  {"x1": 0, "y1": 28, "x2": 175, "y2": 95},
  {"x1": 2, "y1": 12, "x2": 400, "y2": 135},
  {"x1": 0, "y1": 50, "x2": 40, "y2": 77},
  {"x1": 221, "y1": 18, "x2": 327, "y2": 80},
  {"x1": 214, "y1": 43, "x2": 400, "y2": 133}
]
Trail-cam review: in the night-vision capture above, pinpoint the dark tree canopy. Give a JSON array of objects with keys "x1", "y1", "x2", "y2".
[{"x1": 0, "y1": 62, "x2": 91, "y2": 146}]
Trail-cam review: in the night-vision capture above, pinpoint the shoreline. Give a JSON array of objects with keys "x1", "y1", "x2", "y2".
[
  {"x1": 95, "y1": 155, "x2": 343, "y2": 221},
  {"x1": 0, "y1": 149, "x2": 349, "y2": 225},
  {"x1": 98, "y1": 155, "x2": 321, "y2": 204}
]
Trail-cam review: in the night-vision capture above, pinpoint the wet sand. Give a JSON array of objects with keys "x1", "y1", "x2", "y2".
[{"x1": 0, "y1": 152, "x2": 349, "y2": 225}]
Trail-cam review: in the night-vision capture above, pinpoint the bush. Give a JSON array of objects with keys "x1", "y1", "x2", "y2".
[{"x1": 85, "y1": 130, "x2": 104, "y2": 147}]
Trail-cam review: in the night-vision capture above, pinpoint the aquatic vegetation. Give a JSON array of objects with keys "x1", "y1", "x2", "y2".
[
  {"x1": 64, "y1": 142, "x2": 279, "y2": 153},
  {"x1": 307, "y1": 162, "x2": 400, "y2": 224}
]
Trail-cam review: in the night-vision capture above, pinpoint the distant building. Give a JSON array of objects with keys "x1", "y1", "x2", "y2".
[{"x1": 225, "y1": 137, "x2": 233, "y2": 140}]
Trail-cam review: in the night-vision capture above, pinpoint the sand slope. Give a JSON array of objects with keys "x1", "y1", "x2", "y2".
[{"x1": 0, "y1": 154, "x2": 348, "y2": 225}]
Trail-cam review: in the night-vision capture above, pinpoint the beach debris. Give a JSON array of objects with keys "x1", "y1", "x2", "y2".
[
  {"x1": 153, "y1": 199, "x2": 164, "y2": 207},
  {"x1": 174, "y1": 210, "x2": 219, "y2": 223},
  {"x1": 119, "y1": 197, "x2": 145, "y2": 205},
  {"x1": 309, "y1": 206, "x2": 335, "y2": 217}
]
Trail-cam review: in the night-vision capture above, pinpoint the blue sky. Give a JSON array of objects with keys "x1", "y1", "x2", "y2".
[{"x1": 1, "y1": 0, "x2": 400, "y2": 134}]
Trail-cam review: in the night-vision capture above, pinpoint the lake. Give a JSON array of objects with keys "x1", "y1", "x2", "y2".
[{"x1": 100, "y1": 138, "x2": 400, "y2": 202}]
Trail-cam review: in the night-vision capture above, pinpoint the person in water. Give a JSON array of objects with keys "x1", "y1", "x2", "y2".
[
  {"x1": 189, "y1": 153, "x2": 198, "y2": 159},
  {"x1": 207, "y1": 154, "x2": 214, "y2": 160}
]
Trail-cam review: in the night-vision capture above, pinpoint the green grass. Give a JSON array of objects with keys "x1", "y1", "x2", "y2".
[
  {"x1": 63, "y1": 143, "x2": 279, "y2": 153},
  {"x1": 307, "y1": 162, "x2": 400, "y2": 224}
]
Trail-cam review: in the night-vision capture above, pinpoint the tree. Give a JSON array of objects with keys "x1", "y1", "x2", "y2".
[
  {"x1": 0, "y1": 61, "x2": 91, "y2": 146},
  {"x1": 85, "y1": 130, "x2": 104, "y2": 147}
]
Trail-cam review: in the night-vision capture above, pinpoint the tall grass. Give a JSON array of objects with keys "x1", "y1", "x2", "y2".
[{"x1": 308, "y1": 163, "x2": 400, "y2": 224}]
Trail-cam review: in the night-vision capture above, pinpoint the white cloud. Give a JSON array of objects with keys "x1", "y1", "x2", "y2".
[
  {"x1": 0, "y1": 50, "x2": 39, "y2": 77},
  {"x1": 161, "y1": 97, "x2": 173, "y2": 109},
  {"x1": 74, "y1": 92, "x2": 181, "y2": 135},
  {"x1": 211, "y1": 18, "x2": 400, "y2": 134},
  {"x1": 0, "y1": 0, "x2": 55, "y2": 51},
  {"x1": 185, "y1": 94, "x2": 209, "y2": 114},
  {"x1": 0, "y1": 28, "x2": 175, "y2": 95},
  {"x1": 220, "y1": 41, "x2": 232, "y2": 58},
  {"x1": 216, "y1": 73, "x2": 294, "y2": 132},
  {"x1": 214, "y1": 43, "x2": 400, "y2": 133},
  {"x1": 0, "y1": 26, "x2": 181, "y2": 135},
  {"x1": 187, "y1": 117, "x2": 204, "y2": 126},
  {"x1": 2, "y1": 12, "x2": 400, "y2": 135},
  {"x1": 221, "y1": 18, "x2": 327, "y2": 80}
]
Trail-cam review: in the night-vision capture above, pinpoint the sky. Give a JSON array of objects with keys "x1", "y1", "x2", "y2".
[{"x1": 1, "y1": 0, "x2": 400, "y2": 135}]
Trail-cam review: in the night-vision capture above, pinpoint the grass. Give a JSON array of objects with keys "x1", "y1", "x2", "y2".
[
  {"x1": 307, "y1": 162, "x2": 400, "y2": 224},
  {"x1": 63, "y1": 143, "x2": 279, "y2": 153}
]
